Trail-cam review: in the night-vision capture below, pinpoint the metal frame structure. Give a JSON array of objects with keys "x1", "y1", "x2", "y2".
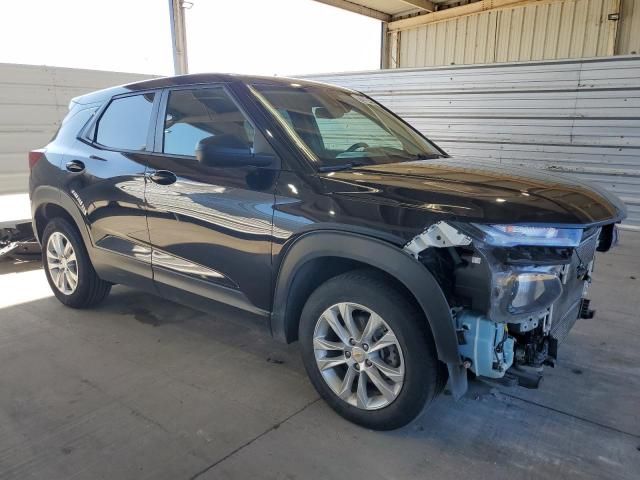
[{"x1": 313, "y1": 0, "x2": 636, "y2": 69}]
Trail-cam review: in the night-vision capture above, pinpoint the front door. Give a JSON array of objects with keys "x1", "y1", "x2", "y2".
[{"x1": 144, "y1": 85, "x2": 278, "y2": 317}]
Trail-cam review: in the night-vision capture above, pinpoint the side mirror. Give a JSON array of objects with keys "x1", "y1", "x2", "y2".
[{"x1": 196, "y1": 135, "x2": 273, "y2": 168}]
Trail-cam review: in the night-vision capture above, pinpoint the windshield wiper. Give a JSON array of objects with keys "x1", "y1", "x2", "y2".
[
  {"x1": 318, "y1": 161, "x2": 365, "y2": 173},
  {"x1": 409, "y1": 153, "x2": 445, "y2": 160},
  {"x1": 318, "y1": 154, "x2": 445, "y2": 172}
]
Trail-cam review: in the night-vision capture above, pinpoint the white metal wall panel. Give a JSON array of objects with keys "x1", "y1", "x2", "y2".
[
  {"x1": 0, "y1": 63, "x2": 154, "y2": 194},
  {"x1": 395, "y1": 0, "x2": 622, "y2": 67},
  {"x1": 618, "y1": 0, "x2": 640, "y2": 55},
  {"x1": 305, "y1": 56, "x2": 640, "y2": 229},
  {"x1": 399, "y1": 10, "x2": 500, "y2": 67}
]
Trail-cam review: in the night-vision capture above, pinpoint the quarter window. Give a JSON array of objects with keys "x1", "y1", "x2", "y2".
[
  {"x1": 95, "y1": 93, "x2": 155, "y2": 150},
  {"x1": 163, "y1": 87, "x2": 255, "y2": 157}
]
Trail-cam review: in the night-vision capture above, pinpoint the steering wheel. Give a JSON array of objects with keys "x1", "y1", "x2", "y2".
[{"x1": 345, "y1": 142, "x2": 369, "y2": 153}]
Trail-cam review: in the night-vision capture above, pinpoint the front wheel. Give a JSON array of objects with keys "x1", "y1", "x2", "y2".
[{"x1": 299, "y1": 270, "x2": 443, "y2": 430}]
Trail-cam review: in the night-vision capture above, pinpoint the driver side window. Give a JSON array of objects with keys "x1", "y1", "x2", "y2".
[
  {"x1": 163, "y1": 87, "x2": 255, "y2": 158},
  {"x1": 313, "y1": 107, "x2": 402, "y2": 152}
]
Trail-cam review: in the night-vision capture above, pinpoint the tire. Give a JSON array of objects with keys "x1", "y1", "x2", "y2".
[
  {"x1": 42, "y1": 217, "x2": 111, "y2": 308},
  {"x1": 299, "y1": 269, "x2": 444, "y2": 430}
]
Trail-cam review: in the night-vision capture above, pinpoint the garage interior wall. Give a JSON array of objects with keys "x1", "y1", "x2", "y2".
[
  {"x1": 618, "y1": 0, "x2": 640, "y2": 55},
  {"x1": 306, "y1": 56, "x2": 640, "y2": 230},
  {"x1": 387, "y1": 0, "x2": 639, "y2": 68},
  {"x1": 0, "y1": 64, "x2": 153, "y2": 195}
]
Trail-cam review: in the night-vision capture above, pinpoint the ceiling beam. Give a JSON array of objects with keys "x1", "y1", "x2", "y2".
[
  {"x1": 397, "y1": 0, "x2": 435, "y2": 12},
  {"x1": 388, "y1": 0, "x2": 549, "y2": 31},
  {"x1": 312, "y1": 0, "x2": 392, "y2": 22}
]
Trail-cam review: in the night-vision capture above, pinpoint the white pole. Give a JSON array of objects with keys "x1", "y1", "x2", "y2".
[{"x1": 168, "y1": 0, "x2": 189, "y2": 75}]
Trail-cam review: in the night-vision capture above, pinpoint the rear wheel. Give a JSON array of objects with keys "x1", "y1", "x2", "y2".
[
  {"x1": 42, "y1": 218, "x2": 111, "y2": 308},
  {"x1": 299, "y1": 270, "x2": 443, "y2": 430}
]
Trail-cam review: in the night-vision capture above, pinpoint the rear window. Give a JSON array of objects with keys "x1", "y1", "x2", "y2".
[{"x1": 95, "y1": 93, "x2": 155, "y2": 151}]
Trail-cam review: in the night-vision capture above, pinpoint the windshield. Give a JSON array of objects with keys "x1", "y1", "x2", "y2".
[{"x1": 250, "y1": 82, "x2": 443, "y2": 169}]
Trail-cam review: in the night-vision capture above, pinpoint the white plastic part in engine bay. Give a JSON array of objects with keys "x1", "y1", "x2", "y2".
[{"x1": 404, "y1": 221, "x2": 472, "y2": 258}]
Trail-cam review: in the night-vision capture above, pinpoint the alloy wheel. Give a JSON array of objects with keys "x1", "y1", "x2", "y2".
[
  {"x1": 46, "y1": 232, "x2": 79, "y2": 295},
  {"x1": 313, "y1": 302, "x2": 405, "y2": 410}
]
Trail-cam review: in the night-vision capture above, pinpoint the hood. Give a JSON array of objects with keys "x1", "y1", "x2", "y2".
[{"x1": 321, "y1": 157, "x2": 626, "y2": 227}]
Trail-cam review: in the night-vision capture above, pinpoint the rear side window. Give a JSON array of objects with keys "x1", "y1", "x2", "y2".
[
  {"x1": 95, "y1": 93, "x2": 155, "y2": 150},
  {"x1": 163, "y1": 87, "x2": 254, "y2": 157},
  {"x1": 52, "y1": 105, "x2": 97, "y2": 142}
]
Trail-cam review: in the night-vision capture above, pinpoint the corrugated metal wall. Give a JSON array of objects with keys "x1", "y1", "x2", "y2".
[
  {"x1": 393, "y1": 0, "x2": 625, "y2": 68},
  {"x1": 0, "y1": 63, "x2": 153, "y2": 195},
  {"x1": 618, "y1": 0, "x2": 640, "y2": 55},
  {"x1": 306, "y1": 56, "x2": 640, "y2": 230}
]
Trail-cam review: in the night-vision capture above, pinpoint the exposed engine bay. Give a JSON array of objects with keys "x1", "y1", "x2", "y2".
[{"x1": 406, "y1": 221, "x2": 617, "y2": 390}]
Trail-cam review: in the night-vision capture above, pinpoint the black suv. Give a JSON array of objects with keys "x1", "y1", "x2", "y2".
[{"x1": 29, "y1": 74, "x2": 626, "y2": 430}]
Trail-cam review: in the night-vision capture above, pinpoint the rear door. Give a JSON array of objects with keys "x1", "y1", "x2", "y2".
[
  {"x1": 63, "y1": 90, "x2": 160, "y2": 288},
  {"x1": 144, "y1": 84, "x2": 279, "y2": 317}
]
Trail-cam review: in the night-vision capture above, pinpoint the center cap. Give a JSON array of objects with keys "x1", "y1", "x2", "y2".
[{"x1": 351, "y1": 347, "x2": 366, "y2": 363}]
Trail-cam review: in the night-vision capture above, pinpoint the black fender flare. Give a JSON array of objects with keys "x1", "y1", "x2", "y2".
[{"x1": 271, "y1": 230, "x2": 461, "y2": 367}]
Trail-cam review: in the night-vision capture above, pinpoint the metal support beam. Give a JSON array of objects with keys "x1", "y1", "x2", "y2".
[
  {"x1": 168, "y1": 0, "x2": 189, "y2": 75},
  {"x1": 609, "y1": 0, "x2": 621, "y2": 55},
  {"x1": 313, "y1": 0, "x2": 391, "y2": 22},
  {"x1": 380, "y1": 22, "x2": 390, "y2": 69},
  {"x1": 397, "y1": 0, "x2": 435, "y2": 12},
  {"x1": 389, "y1": 29, "x2": 400, "y2": 68},
  {"x1": 388, "y1": 0, "x2": 550, "y2": 31}
]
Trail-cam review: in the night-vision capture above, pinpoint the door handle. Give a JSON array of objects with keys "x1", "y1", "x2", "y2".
[
  {"x1": 148, "y1": 170, "x2": 177, "y2": 185},
  {"x1": 65, "y1": 160, "x2": 85, "y2": 173}
]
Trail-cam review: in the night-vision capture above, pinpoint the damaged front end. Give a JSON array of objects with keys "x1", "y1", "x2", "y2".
[{"x1": 405, "y1": 221, "x2": 614, "y2": 392}]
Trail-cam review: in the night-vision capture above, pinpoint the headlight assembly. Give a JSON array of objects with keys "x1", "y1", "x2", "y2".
[
  {"x1": 498, "y1": 269, "x2": 563, "y2": 317},
  {"x1": 455, "y1": 245, "x2": 565, "y2": 323},
  {"x1": 452, "y1": 223, "x2": 581, "y2": 323},
  {"x1": 471, "y1": 224, "x2": 582, "y2": 247}
]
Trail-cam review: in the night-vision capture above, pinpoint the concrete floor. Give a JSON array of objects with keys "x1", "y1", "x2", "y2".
[{"x1": 0, "y1": 234, "x2": 639, "y2": 480}]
